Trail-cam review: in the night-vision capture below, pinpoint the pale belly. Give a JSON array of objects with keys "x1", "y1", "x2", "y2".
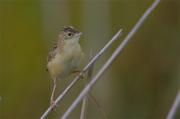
[{"x1": 47, "y1": 44, "x2": 83, "y2": 80}]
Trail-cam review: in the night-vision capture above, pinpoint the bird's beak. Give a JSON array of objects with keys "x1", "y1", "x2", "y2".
[
  {"x1": 75, "y1": 32, "x2": 82, "y2": 38},
  {"x1": 77, "y1": 32, "x2": 82, "y2": 36}
]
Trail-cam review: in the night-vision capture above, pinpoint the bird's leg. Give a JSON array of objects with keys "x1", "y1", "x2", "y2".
[
  {"x1": 72, "y1": 70, "x2": 86, "y2": 79},
  {"x1": 50, "y1": 78, "x2": 57, "y2": 109},
  {"x1": 72, "y1": 70, "x2": 81, "y2": 74}
]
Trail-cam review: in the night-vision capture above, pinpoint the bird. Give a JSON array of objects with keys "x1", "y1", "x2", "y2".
[{"x1": 46, "y1": 26, "x2": 84, "y2": 108}]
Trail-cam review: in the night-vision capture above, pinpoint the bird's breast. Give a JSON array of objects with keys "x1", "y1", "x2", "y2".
[{"x1": 47, "y1": 42, "x2": 83, "y2": 80}]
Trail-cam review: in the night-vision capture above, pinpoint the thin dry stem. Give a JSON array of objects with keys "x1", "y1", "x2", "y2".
[
  {"x1": 166, "y1": 90, "x2": 180, "y2": 119},
  {"x1": 80, "y1": 52, "x2": 94, "y2": 119}
]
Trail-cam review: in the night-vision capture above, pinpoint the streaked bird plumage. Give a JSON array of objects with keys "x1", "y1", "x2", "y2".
[{"x1": 46, "y1": 26, "x2": 84, "y2": 108}]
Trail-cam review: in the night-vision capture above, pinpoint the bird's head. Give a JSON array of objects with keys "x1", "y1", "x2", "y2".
[{"x1": 59, "y1": 26, "x2": 82, "y2": 41}]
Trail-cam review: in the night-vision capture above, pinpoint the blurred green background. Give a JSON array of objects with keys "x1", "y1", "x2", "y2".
[{"x1": 0, "y1": 0, "x2": 179, "y2": 119}]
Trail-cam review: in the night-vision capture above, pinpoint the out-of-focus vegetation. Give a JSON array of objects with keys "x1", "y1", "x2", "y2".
[{"x1": 0, "y1": 0, "x2": 179, "y2": 119}]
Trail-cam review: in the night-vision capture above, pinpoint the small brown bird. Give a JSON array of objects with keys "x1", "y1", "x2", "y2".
[{"x1": 47, "y1": 26, "x2": 84, "y2": 108}]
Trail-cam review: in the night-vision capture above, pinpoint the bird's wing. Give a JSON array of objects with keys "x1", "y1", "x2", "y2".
[
  {"x1": 47, "y1": 45, "x2": 58, "y2": 62},
  {"x1": 46, "y1": 45, "x2": 58, "y2": 71}
]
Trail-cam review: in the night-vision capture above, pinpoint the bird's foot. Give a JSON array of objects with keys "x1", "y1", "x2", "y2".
[
  {"x1": 50, "y1": 100, "x2": 58, "y2": 110},
  {"x1": 72, "y1": 70, "x2": 86, "y2": 79}
]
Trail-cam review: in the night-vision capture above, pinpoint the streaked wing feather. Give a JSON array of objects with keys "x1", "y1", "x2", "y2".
[
  {"x1": 47, "y1": 45, "x2": 57, "y2": 62},
  {"x1": 46, "y1": 45, "x2": 58, "y2": 71}
]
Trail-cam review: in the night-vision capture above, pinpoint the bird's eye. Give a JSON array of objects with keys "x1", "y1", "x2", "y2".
[{"x1": 68, "y1": 33, "x2": 72, "y2": 36}]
